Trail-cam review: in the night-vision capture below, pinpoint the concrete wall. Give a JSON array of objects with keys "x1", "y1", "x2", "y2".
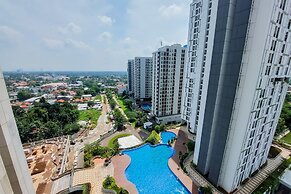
[{"x1": 0, "y1": 69, "x2": 35, "y2": 194}]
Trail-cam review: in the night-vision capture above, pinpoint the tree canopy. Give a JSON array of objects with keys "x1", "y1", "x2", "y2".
[{"x1": 13, "y1": 100, "x2": 80, "y2": 143}]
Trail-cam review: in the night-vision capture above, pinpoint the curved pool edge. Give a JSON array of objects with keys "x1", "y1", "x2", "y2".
[
  {"x1": 111, "y1": 155, "x2": 138, "y2": 194},
  {"x1": 119, "y1": 129, "x2": 196, "y2": 194},
  {"x1": 167, "y1": 157, "x2": 196, "y2": 193},
  {"x1": 167, "y1": 129, "x2": 197, "y2": 193}
]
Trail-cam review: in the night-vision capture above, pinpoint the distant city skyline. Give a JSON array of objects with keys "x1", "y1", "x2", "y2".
[{"x1": 0, "y1": 0, "x2": 191, "y2": 72}]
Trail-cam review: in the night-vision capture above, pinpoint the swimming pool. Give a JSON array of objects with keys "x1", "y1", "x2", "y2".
[
  {"x1": 161, "y1": 131, "x2": 176, "y2": 144},
  {"x1": 123, "y1": 143, "x2": 190, "y2": 194},
  {"x1": 141, "y1": 104, "x2": 152, "y2": 111}
]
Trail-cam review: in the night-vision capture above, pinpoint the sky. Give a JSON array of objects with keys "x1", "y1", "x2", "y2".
[{"x1": 0, "y1": 0, "x2": 191, "y2": 72}]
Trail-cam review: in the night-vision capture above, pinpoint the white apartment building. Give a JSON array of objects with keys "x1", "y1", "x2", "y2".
[
  {"x1": 183, "y1": 0, "x2": 291, "y2": 193},
  {"x1": 152, "y1": 44, "x2": 186, "y2": 124},
  {"x1": 127, "y1": 59, "x2": 134, "y2": 95},
  {"x1": 133, "y1": 57, "x2": 153, "y2": 100},
  {"x1": 0, "y1": 69, "x2": 35, "y2": 193}
]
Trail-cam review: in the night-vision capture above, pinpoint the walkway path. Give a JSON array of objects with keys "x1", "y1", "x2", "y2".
[
  {"x1": 112, "y1": 155, "x2": 138, "y2": 194},
  {"x1": 168, "y1": 128, "x2": 198, "y2": 194},
  {"x1": 185, "y1": 145, "x2": 290, "y2": 194},
  {"x1": 72, "y1": 158, "x2": 114, "y2": 194},
  {"x1": 234, "y1": 144, "x2": 290, "y2": 194},
  {"x1": 112, "y1": 95, "x2": 128, "y2": 121},
  {"x1": 234, "y1": 155, "x2": 284, "y2": 194},
  {"x1": 184, "y1": 154, "x2": 221, "y2": 194}
]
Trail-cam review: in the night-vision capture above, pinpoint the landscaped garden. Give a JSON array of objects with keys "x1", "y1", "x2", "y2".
[
  {"x1": 145, "y1": 130, "x2": 160, "y2": 144},
  {"x1": 83, "y1": 142, "x2": 116, "y2": 167},
  {"x1": 103, "y1": 176, "x2": 129, "y2": 194}
]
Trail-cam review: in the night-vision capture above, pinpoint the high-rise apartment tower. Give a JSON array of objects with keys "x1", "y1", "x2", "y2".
[
  {"x1": 133, "y1": 57, "x2": 153, "y2": 100},
  {"x1": 152, "y1": 44, "x2": 186, "y2": 124},
  {"x1": 127, "y1": 59, "x2": 134, "y2": 95},
  {"x1": 182, "y1": 0, "x2": 291, "y2": 192}
]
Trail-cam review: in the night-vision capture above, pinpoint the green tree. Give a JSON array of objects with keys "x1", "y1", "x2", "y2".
[
  {"x1": 276, "y1": 118, "x2": 287, "y2": 134},
  {"x1": 114, "y1": 109, "x2": 125, "y2": 130},
  {"x1": 17, "y1": 90, "x2": 33, "y2": 101},
  {"x1": 88, "y1": 101, "x2": 95, "y2": 107},
  {"x1": 13, "y1": 100, "x2": 80, "y2": 143}
]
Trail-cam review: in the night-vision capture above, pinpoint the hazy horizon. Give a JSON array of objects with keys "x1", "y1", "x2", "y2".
[{"x1": 0, "y1": 0, "x2": 191, "y2": 72}]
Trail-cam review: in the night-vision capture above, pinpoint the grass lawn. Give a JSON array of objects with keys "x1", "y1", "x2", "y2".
[
  {"x1": 281, "y1": 132, "x2": 291, "y2": 144},
  {"x1": 117, "y1": 97, "x2": 137, "y2": 122},
  {"x1": 117, "y1": 98, "x2": 126, "y2": 110},
  {"x1": 94, "y1": 95, "x2": 102, "y2": 101},
  {"x1": 108, "y1": 134, "x2": 131, "y2": 148},
  {"x1": 79, "y1": 109, "x2": 101, "y2": 125}
]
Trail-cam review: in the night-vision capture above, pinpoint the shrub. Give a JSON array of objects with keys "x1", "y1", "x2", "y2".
[
  {"x1": 187, "y1": 141, "x2": 195, "y2": 152},
  {"x1": 128, "y1": 118, "x2": 136, "y2": 123},
  {"x1": 145, "y1": 130, "x2": 160, "y2": 145},
  {"x1": 103, "y1": 176, "x2": 129, "y2": 194},
  {"x1": 200, "y1": 186, "x2": 213, "y2": 194},
  {"x1": 84, "y1": 142, "x2": 115, "y2": 167},
  {"x1": 82, "y1": 183, "x2": 90, "y2": 194}
]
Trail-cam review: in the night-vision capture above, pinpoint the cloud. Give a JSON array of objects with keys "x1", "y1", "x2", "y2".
[
  {"x1": 43, "y1": 38, "x2": 90, "y2": 50},
  {"x1": 97, "y1": 16, "x2": 114, "y2": 26},
  {"x1": 159, "y1": 4, "x2": 183, "y2": 17},
  {"x1": 0, "y1": 25, "x2": 22, "y2": 42},
  {"x1": 65, "y1": 39, "x2": 90, "y2": 50},
  {"x1": 43, "y1": 38, "x2": 64, "y2": 49},
  {"x1": 58, "y1": 22, "x2": 82, "y2": 34},
  {"x1": 122, "y1": 37, "x2": 138, "y2": 48},
  {"x1": 98, "y1": 32, "x2": 112, "y2": 42}
]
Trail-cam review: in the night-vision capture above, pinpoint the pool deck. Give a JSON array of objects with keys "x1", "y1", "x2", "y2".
[
  {"x1": 112, "y1": 127, "x2": 198, "y2": 194},
  {"x1": 169, "y1": 128, "x2": 198, "y2": 194},
  {"x1": 112, "y1": 155, "x2": 138, "y2": 194}
]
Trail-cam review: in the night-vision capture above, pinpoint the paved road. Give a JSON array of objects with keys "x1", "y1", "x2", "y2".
[
  {"x1": 73, "y1": 95, "x2": 112, "y2": 168},
  {"x1": 82, "y1": 95, "x2": 112, "y2": 145}
]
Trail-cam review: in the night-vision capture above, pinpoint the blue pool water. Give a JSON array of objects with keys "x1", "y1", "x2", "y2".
[
  {"x1": 161, "y1": 131, "x2": 176, "y2": 144},
  {"x1": 141, "y1": 104, "x2": 152, "y2": 111},
  {"x1": 123, "y1": 143, "x2": 190, "y2": 194}
]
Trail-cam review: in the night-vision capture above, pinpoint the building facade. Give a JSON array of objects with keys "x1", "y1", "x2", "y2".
[
  {"x1": 152, "y1": 44, "x2": 186, "y2": 124},
  {"x1": 0, "y1": 70, "x2": 35, "y2": 193},
  {"x1": 133, "y1": 57, "x2": 153, "y2": 100},
  {"x1": 183, "y1": 0, "x2": 291, "y2": 192},
  {"x1": 127, "y1": 59, "x2": 134, "y2": 95}
]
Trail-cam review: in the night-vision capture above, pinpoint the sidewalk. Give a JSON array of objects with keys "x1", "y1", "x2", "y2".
[
  {"x1": 234, "y1": 155, "x2": 284, "y2": 194},
  {"x1": 184, "y1": 154, "x2": 221, "y2": 194}
]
